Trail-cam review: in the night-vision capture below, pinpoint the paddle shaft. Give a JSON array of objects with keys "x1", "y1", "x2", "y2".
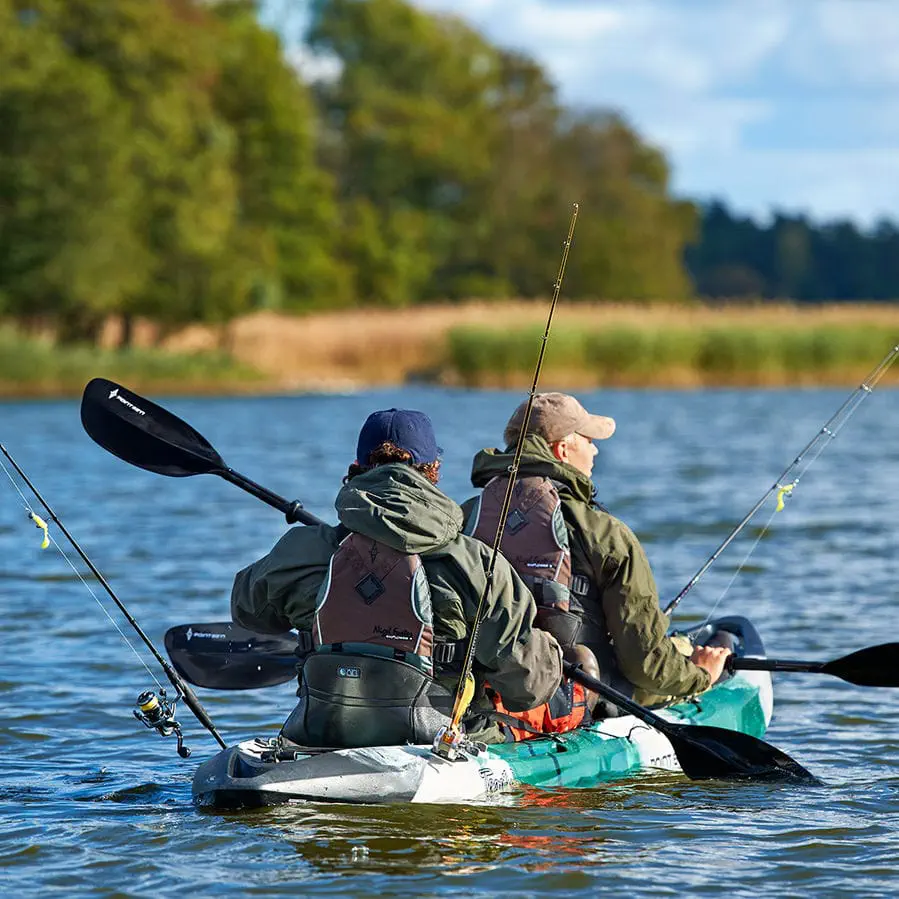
[
  {"x1": 219, "y1": 468, "x2": 324, "y2": 526},
  {"x1": 729, "y1": 644, "x2": 899, "y2": 686},
  {"x1": 563, "y1": 660, "x2": 683, "y2": 736},
  {"x1": 0, "y1": 444, "x2": 227, "y2": 749},
  {"x1": 731, "y1": 657, "x2": 825, "y2": 675}
]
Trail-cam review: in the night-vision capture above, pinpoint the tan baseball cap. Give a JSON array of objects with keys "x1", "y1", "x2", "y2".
[{"x1": 503, "y1": 392, "x2": 616, "y2": 446}]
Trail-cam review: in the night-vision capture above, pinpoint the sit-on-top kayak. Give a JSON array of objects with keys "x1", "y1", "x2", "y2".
[{"x1": 192, "y1": 616, "x2": 773, "y2": 808}]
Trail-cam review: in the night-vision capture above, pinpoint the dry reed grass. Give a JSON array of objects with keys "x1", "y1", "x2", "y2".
[{"x1": 146, "y1": 301, "x2": 899, "y2": 389}]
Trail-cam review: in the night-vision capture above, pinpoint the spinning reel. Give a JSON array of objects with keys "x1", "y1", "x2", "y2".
[{"x1": 133, "y1": 689, "x2": 191, "y2": 758}]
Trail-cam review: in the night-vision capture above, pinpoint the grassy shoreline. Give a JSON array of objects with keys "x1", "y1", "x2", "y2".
[
  {"x1": 2, "y1": 303, "x2": 899, "y2": 396},
  {"x1": 0, "y1": 324, "x2": 264, "y2": 398},
  {"x1": 446, "y1": 322, "x2": 899, "y2": 387}
]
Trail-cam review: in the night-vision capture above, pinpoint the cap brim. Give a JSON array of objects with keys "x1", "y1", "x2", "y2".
[{"x1": 579, "y1": 414, "x2": 616, "y2": 440}]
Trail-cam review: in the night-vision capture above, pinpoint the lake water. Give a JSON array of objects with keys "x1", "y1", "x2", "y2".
[{"x1": 2, "y1": 386, "x2": 899, "y2": 897}]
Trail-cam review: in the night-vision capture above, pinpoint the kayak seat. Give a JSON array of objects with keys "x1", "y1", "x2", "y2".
[{"x1": 281, "y1": 651, "x2": 453, "y2": 749}]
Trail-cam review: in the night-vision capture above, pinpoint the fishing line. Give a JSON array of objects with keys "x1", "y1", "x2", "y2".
[
  {"x1": 699, "y1": 502, "x2": 780, "y2": 627},
  {"x1": 665, "y1": 342, "x2": 899, "y2": 619},
  {"x1": 699, "y1": 400, "x2": 859, "y2": 625},
  {"x1": 0, "y1": 443, "x2": 227, "y2": 753},
  {"x1": 0, "y1": 454, "x2": 165, "y2": 691}
]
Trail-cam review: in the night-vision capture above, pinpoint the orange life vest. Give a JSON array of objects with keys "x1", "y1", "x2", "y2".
[{"x1": 490, "y1": 678, "x2": 589, "y2": 742}]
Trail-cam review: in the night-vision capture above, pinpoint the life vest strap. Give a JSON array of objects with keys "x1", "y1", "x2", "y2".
[
  {"x1": 433, "y1": 638, "x2": 468, "y2": 665},
  {"x1": 316, "y1": 641, "x2": 433, "y2": 675},
  {"x1": 570, "y1": 574, "x2": 591, "y2": 597}
]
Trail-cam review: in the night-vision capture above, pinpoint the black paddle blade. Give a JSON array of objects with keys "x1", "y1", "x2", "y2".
[
  {"x1": 165, "y1": 623, "x2": 298, "y2": 690},
  {"x1": 564, "y1": 661, "x2": 817, "y2": 784},
  {"x1": 81, "y1": 378, "x2": 227, "y2": 477},
  {"x1": 823, "y1": 643, "x2": 899, "y2": 687},
  {"x1": 671, "y1": 724, "x2": 820, "y2": 785}
]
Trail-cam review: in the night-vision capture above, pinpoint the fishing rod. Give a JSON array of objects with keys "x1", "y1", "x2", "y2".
[
  {"x1": 664, "y1": 343, "x2": 899, "y2": 618},
  {"x1": 0, "y1": 444, "x2": 227, "y2": 756},
  {"x1": 432, "y1": 203, "x2": 580, "y2": 761}
]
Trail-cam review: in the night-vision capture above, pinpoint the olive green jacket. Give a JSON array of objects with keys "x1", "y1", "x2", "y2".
[
  {"x1": 466, "y1": 437, "x2": 710, "y2": 704},
  {"x1": 231, "y1": 463, "x2": 563, "y2": 738}
]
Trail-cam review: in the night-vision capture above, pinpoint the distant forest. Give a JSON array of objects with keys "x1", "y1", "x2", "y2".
[
  {"x1": 688, "y1": 202, "x2": 899, "y2": 302},
  {"x1": 1, "y1": 0, "x2": 896, "y2": 349}
]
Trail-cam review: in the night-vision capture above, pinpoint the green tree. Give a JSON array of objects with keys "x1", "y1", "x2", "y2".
[
  {"x1": 308, "y1": 0, "x2": 502, "y2": 303},
  {"x1": 0, "y1": 0, "x2": 348, "y2": 341},
  {"x1": 0, "y1": 0, "x2": 149, "y2": 340},
  {"x1": 211, "y1": 0, "x2": 350, "y2": 312},
  {"x1": 546, "y1": 113, "x2": 697, "y2": 301},
  {"x1": 50, "y1": 0, "x2": 245, "y2": 337},
  {"x1": 308, "y1": 0, "x2": 697, "y2": 303}
]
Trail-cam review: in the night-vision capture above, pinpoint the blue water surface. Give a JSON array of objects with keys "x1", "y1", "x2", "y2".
[{"x1": 1, "y1": 386, "x2": 898, "y2": 897}]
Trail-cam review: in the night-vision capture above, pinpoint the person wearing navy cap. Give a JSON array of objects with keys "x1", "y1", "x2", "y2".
[
  {"x1": 354, "y1": 408, "x2": 443, "y2": 467},
  {"x1": 231, "y1": 408, "x2": 564, "y2": 749}
]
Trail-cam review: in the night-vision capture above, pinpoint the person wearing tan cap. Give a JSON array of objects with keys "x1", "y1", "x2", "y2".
[{"x1": 464, "y1": 392, "x2": 730, "y2": 710}]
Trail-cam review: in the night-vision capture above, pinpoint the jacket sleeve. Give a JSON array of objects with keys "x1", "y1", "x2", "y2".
[
  {"x1": 230, "y1": 525, "x2": 339, "y2": 634},
  {"x1": 470, "y1": 551, "x2": 563, "y2": 712},
  {"x1": 589, "y1": 516, "x2": 711, "y2": 697}
]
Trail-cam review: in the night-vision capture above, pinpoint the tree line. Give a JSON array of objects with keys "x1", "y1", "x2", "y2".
[
  {"x1": 0, "y1": 0, "x2": 895, "y2": 347},
  {"x1": 688, "y1": 202, "x2": 899, "y2": 303}
]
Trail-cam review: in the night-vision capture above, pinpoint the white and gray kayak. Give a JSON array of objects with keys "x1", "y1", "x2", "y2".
[{"x1": 193, "y1": 616, "x2": 773, "y2": 807}]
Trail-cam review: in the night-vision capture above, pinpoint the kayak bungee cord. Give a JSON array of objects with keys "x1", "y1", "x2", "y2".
[
  {"x1": 664, "y1": 342, "x2": 899, "y2": 619},
  {"x1": 432, "y1": 203, "x2": 580, "y2": 761},
  {"x1": 0, "y1": 443, "x2": 227, "y2": 756}
]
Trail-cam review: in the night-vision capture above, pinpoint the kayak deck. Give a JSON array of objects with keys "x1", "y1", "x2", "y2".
[{"x1": 193, "y1": 616, "x2": 772, "y2": 807}]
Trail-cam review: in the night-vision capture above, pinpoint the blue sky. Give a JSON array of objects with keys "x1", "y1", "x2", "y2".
[{"x1": 270, "y1": 0, "x2": 899, "y2": 226}]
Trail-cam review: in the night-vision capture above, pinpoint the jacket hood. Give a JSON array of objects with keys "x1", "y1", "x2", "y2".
[
  {"x1": 336, "y1": 463, "x2": 464, "y2": 553},
  {"x1": 470, "y1": 434, "x2": 597, "y2": 505}
]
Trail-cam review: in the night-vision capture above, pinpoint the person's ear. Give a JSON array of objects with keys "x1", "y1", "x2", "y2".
[{"x1": 550, "y1": 439, "x2": 567, "y2": 463}]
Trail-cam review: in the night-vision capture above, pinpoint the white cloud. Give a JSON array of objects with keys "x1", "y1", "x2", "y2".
[
  {"x1": 409, "y1": 0, "x2": 899, "y2": 223},
  {"x1": 789, "y1": 0, "x2": 899, "y2": 86}
]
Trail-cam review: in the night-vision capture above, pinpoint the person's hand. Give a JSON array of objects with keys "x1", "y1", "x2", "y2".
[{"x1": 690, "y1": 644, "x2": 732, "y2": 684}]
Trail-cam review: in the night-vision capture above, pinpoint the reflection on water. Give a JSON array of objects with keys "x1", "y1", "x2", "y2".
[{"x1": 2, "y1": 386, "x2": 899, "y2": 896}]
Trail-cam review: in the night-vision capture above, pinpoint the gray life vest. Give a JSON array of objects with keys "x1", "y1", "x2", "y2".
[
  {"x1": 465, "y1": 475, "x2": 589, "y2": 647},
  {"x1": 282, "y1": 533, "x2": 452, "y2": 748}
]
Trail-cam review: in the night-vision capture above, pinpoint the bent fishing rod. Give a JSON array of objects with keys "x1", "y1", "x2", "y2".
[
  {"x1": 664, "y1": 343, "x2": 899, "y2": 618},
  {"x1": 0, "y1": 444, "x2": 227, "y2": 756}
]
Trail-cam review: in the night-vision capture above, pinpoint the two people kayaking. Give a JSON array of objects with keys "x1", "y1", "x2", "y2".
[{"x1": 231, "y1": 394, "x2": 731, "y2": 747}]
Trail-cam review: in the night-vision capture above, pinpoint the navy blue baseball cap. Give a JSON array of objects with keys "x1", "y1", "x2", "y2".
[{"x1": 356, "y1": 409, "x2": 442, "y2": 465}]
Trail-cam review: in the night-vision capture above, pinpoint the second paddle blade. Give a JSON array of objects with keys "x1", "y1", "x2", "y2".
[
  {"x1": 824, "y1": 643, "x2": 899, "y2": 687},
  {"x1": 673, "y1": 724, "x2": 820, "y2": 785},
  {"x1": 165, "y1": 623, "x2": 299, "y2": 690},
  {"x1": 81, "y1": 378, "x2": 226, "y2": 477}
]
